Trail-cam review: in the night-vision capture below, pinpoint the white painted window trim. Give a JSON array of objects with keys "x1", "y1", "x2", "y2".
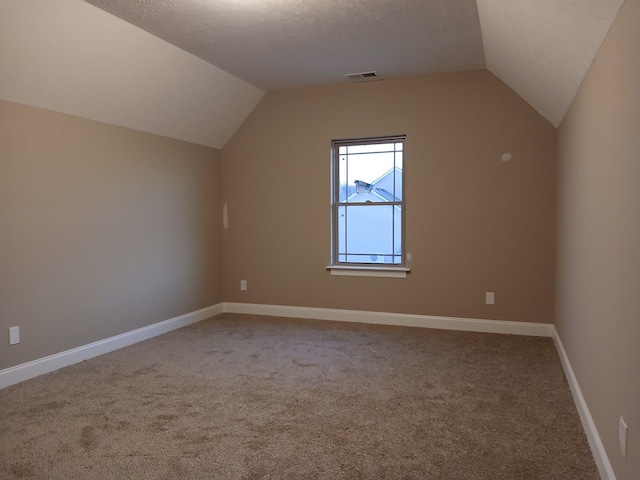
[
  {"x1": 326, "y1": 265, "x2": 410, "y2": 278},
  {"x1": 330, "y1": 135, "x2": 407, "y2": 271}
]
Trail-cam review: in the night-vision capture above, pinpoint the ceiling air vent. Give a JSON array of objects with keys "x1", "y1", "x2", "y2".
[{"x1": 344, "y1": 71, "x2": 383, "y2": 83}]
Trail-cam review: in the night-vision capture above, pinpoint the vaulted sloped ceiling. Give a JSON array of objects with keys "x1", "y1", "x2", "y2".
[
  {"x1": 82, "y1": 0, "x2": 626, "y2": 128},
  {"x1": 477, "y1": 0, "x2": 625, "y2": 126},
  {"x1": 0, "y1": 0, "x2": 626, "y2": 147},
  {"x1": 0, "y1": 0, "x2": 264, "y2": 149}
]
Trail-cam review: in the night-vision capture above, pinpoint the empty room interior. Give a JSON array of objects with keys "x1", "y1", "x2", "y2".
[{"x1": 1, "y1": 0, "x2": 638, "y2": 479}]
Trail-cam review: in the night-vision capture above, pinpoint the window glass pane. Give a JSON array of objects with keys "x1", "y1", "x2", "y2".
[
  {"x1": 346, "y1": 143, "x2": 395, "y2": 154},
  {"x1": 337, "y1": 205, "x2": 401, "y2": 264},
  {"x1": 393, "y1": 206, "x2": 402, "y2": 261},
  {"x1": 388, "y1": 168, "x2": 402, "y2": 202},
  {"x1": 347, "y1": 152, "x2": 395, "y2": 185},
  {"x1": 338, "y1": 155, "x2": 348, "y2": 201},
  {"x1": 337, "y1": 205, "x2": 346, "y2": 257},
  {"x1": 343, "y1": 152, "x2": 399, "y2": 203},
  {"x1": 395, "y1": 151, "x2": 403, "y2": 170}
]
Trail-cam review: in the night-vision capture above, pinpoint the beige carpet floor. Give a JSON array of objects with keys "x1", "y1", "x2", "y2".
[{"x1": 1, "y1": 313, "x2": 598, "y2": 479}]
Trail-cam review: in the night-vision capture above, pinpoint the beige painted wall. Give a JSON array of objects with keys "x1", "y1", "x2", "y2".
[
  {"x1": 556, "y1": 0, "x2": 640, "y2": 478},
  {"x1": 221, "y1": 70, "x2": 557, "y2": 323},
  {"x1": 0, "y1": 100, "x2": 222, "y2": 370}
]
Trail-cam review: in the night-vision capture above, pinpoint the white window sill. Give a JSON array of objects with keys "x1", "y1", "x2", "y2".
[{"x1": 326, "y1": 265, "x2": 410, "y2": 278}]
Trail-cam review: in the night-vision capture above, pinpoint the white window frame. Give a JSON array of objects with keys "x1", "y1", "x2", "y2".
[{"x1": 327, "y1": 135, "x2": 410, "y2": 278}]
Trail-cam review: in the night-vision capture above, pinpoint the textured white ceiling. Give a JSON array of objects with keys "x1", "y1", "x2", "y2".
[
  {"x1": 477, "y1": 0, "x2": 625, "y2": 126},
  {"x1": 0, "y1": 0, "x2": 264, "y2": 148},
  {"x1": 85, "y1": 0, "x2": 486, "y2": 90}
]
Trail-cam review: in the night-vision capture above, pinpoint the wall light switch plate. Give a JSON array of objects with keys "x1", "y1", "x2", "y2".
[
  {"x1": 9, "y1": 326, "x2": 20, "y2": 345},
  {"x1": 485, "y1": 292, "x2": 495, "y2": 305},
  {"x1": 620, "y1": 416, "x2": 628, "y2": 458},
  {"x1": 240, "y1": 280, "x2": 247, "y2": 291}
]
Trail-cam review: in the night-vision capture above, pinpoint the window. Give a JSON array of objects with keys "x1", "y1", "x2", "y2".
[{"x1": 329, "y1": 135, "x2": 408, "y2": 277}]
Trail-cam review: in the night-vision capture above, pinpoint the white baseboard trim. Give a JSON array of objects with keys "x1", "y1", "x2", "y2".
[
  {"x1": 552, "y1": 328, "x2": 615, "y2": 480},
  {"x1": 0, "y1": 303, "x2": 223, "y2": 390},
  {"x1": 223, "y1": 302, "x2": 554, "y2": 337}
]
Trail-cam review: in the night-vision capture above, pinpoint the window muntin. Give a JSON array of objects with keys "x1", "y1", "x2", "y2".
[{"x1": 331, "y1": 136, "x2": 405, "y2": 267}]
